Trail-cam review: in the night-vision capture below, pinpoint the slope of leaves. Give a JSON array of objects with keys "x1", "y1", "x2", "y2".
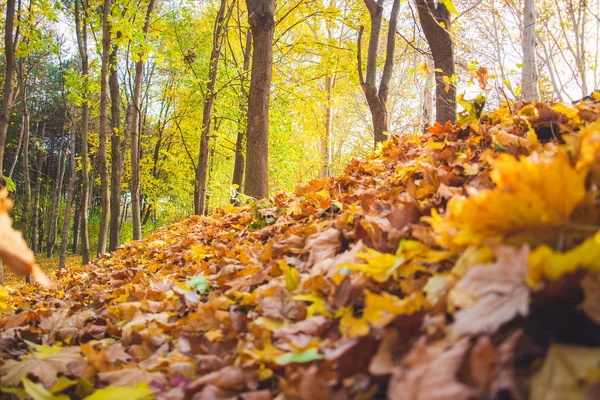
[{"x1": 3, "y1": 98, "x2": 600, "y2": 399}]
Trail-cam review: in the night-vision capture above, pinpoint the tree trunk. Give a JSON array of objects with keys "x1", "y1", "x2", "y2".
[
  {"x1": 244, "y1": 0, "x2": 275, "y2": 199},
  {"x1": 97, "y1": 0, "x2": 112, "y2": 255},
  {"x1": 232, "y1": 30, "x2": 252, "y2": 193},
  {"x1": 46, "y1": 139, "x2": 66, "y2": 257},
  {"x1": 75, "y1": 0, "x2": 90, "y2": 264},
  {"x1": 321, "y1": 74, "x2": 334, "y2": 178},
  {"x1": 0, "y1": 0, "x2": 18, "y2": 178},
  {"x1": 422, "y1": 57, "x2": 434, "y2": 132},
  {"x1": 72, "y1": 185, "x2": 80, "y2": 255},
  {"x1": 8, "y1": 114, "x2": 25, "y2": 179},
  {"x1": 109, "y1": 41, "x2": 122, "y2": 251},
  {"x1": 415, "y1": 0, "x2": 456, "y2": 124},
  {"x1": 521, "y1": 0, "x2": 539, "y2": 101},
  {"x1": 19, "y1": 61, "x2": 30, "y2": 255},
  {"x1": 131, "y1": 0, "x2": 157, "y2": 240},
  {"x1": 31, "y1": 123, "x2": 45, "y2": 254},
  {"x1": 195, "y1": 0, "x2": 231, "y2": 215},
  {"x1": 358, "y1": 0, "x2": 400, "y2": 147},
  {"x1": 60, "y1": 109, "x2": 77, "y2": 269}
]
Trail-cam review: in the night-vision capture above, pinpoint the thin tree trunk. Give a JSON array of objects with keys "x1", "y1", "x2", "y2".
[
  {"x1": 195, "y1": 0, "x2": 231, "y2": 215},
  {"x1": 72, "y1": 185, "x2": 80, "y2": 255},
  {"x1": 422, "y1": 57, "x2": 434, "y2": 131},
  {"x1": 60, "y1": 109, "x2": 77, "y2": 269},
  {"x1": 0, "y1": 0, "x2": 19, "y2": 178},
  {"x1": 46, "y1": 139, "x2": 66, "y2": 257},
  {"x1": 75, "y1": 0, "x2": 90, "y2": 264},
  {"x1": 97, "y1": 0, "x2": 112, "y2": 255},
  {"x1": 8, "y1": 116, "x2": 25, "y2": 179},
  {"x1": 415, "y1": 0, "x2": 456, "y2": 124},
  {"x1": 31, "y1": 123, "x2": 45, "y2": 254},
  {"x1": 131, "y1": 0, "x2": 157, "y2": 240},
  {"x1": 358, "y1": 0, "x2": 401, "y2": 147},
  {"x1": 521, "y1": 0, "x2": 539, "y2": 101},
  {"x1": 109, "y1": 41, "x2": 122, "y2": 251},
  {"x1": 244, "y1": 0, "x2": 275, "y2": 199},
  {"x1": 232, "y1": 30, "x2": 252, "y2": 192},
  {"x1": 19, "y1": 61, "x2": 30, "y2": 255},
  {"x1": 321, "y1": 74, "x2": 334, "y2": 178}
]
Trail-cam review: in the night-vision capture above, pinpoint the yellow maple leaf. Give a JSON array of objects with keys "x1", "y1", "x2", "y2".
[
  {"x1": 428, "y1": 152, "x2": 587, "y2": 248},
  {"x1": 338, "y1": 291, "x2": 428, "y2": 337},
  {"x1": 527, "y1": 231, "x2": 600, "y2": 286}
]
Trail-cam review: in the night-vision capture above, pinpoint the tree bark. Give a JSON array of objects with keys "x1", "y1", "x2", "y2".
[
  {"x1": 8, "y1": 115, "x2": 25, "y2": 179},
  {"x1": 232, "y1": 30, "x2": 252, "y2": 193},
  {"x1": 244, "y1": 0, "x2": 275, "y2": 199},
  {"x1": 109, "y1": 41, "x2": 122, "y2": 251},
  {"x1": 422, "y1": 57, "x2": 434, "y2": 132},
  {"x1": 19, "y1": 61, "x2": 30, "y2": 255},
  {"x1": 46, "y1": 139, "x2": 66, "y2": 257},
  {"x1": 521, "y1": 0, "x2": 539, "y2": 101},
  {"x1": 60, "y1": 108, "x2": 77, "y2": 269},
  {"x1": 0, "y1": 0, "x2": 19, "y2": 178},
  {"x1": 357, "y1": 0, "x2": 400, "y2": 147},
  {"x1": 31, "y1": 123, "x2": 45, "y2": 254},
  {"x1": 97, "y1": 0, "x2": 112, "y2": 255},
  {"x1": 321, "y1": 74, "x2": 334, "y2": 178},
  {"x1": 75, "y1": 0, "x2": 90, "y2": 264},
  {"x1": 195, "y1": 0, "x2": 231, "y2": 215},
  {"x1": 131, "y1": 0, "x2": 157, "y2": 240},
  {"x1": 415, "y1": 0, "x2": 456, "y2": 124}
]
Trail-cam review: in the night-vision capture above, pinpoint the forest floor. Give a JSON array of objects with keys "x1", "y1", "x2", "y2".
[
  {"x1": 1, "y1": 98, "x2": 600, "y2": 399},
  {"x1": 4, "y1": 254, "x2": 82, "y2": 288}
]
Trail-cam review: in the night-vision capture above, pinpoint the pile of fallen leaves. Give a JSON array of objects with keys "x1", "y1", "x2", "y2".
[{"x1": 2, "y1": 98, "x2": 600, "y2": 400}]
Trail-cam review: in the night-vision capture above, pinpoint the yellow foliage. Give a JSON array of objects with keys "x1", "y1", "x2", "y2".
[
  {"x1": 527, "y1": 231, "x2": 600, "y2": 286},
  {"x1": 429, "y1": 152, "x2": 587, "y2": 248}
]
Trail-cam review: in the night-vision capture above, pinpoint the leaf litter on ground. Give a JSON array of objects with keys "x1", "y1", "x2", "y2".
[{"x1": 2, "y1": 98, "x2": 600, "y2": 398}]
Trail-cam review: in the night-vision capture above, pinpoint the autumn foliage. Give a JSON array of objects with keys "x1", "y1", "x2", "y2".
[{"x1": 2, "y1": 98, "x2": 600, "y2": 399}]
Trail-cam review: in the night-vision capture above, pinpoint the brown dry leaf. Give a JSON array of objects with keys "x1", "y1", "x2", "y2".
[
  {"x1": 260, "y1": 286, "x2": 304, "y2": 321},
  {"x1": 530, "y1": 344, "x2": 600, "y2": 400},
  {"x1": 388, "y1": 337, "x2": 474, "y2": 400},
  {"x1": 98, "y1": 367, "x2": 168, "y2": 387},
  {"x1": 0, "y1": 346, "x2": 82, "y2": 387},
  {"x1": 452, "y1": 245, "x2": 530, "y2": 336},
  {"x1": 304, "y1": 228, "x2": 343, "y2": 266}
]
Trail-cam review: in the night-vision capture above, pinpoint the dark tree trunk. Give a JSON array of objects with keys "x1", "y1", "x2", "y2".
[
  {"x1": 97, "y1": 0, "x2": 112, "y2": 255},
  {"x1": 195, "y1": 0, "x2": 231, "y2": 215},
  {"x1": 357, "y1": 0, "x2": 400, "y2": 147},
  {"x1": 0, "y1": 0, "x2": 19, "y2": 178},
  {"x1": 60, "y1": 109, "x2": 77, "y2": 269},
  {"x1": 109, "y1": 41, "x2": 122, "y2": 251},
  {"x1": 75, "y1": 0, "x2": 90, "y2": 264},
  {"x1": 415, "y1": 0, "x2": 456, "y2": 124},
  {"x1": 131, "y1": 0, "x2": 157, "y2": 240},
  {"x1": 243, "y1": 0, "x2": 275, "y2": 199},
  {"x1": 232, "y1": 30, "x2": 252, "y2": 193},
  {"x1": 19, "y1": 61, "x2": 30, "y2": 255}
]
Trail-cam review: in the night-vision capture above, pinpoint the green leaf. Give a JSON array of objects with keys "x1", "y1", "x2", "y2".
[
  {"x1": 83, "y1": 383, "x2": 154, "y2": 400},
  {"x1": 276, "y1": 348, "x2": 323, "y2": 365},
  {"x1": 188, "y1": 275, "x2": 209, "y2": 294},
  {"x1": 2, "y1": 177, "x2": 15, "y2": 193}
]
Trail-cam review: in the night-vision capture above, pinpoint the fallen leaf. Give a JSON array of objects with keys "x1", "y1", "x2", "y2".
[{"x1": 452, "y1": 245, "x2": 530, "y2": 336}]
